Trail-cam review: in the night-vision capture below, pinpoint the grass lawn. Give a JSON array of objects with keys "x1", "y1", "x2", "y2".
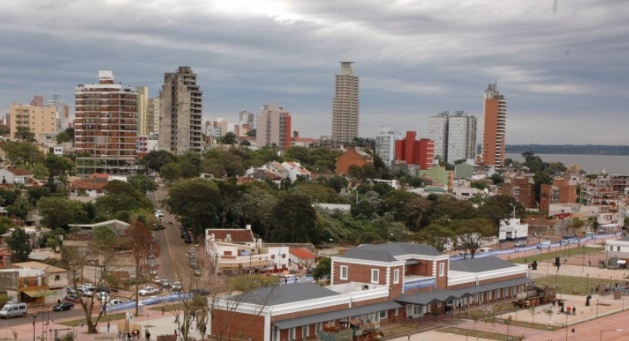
[
  {"x1": 509, "y1": 246, "x2": 601, "y2": 264},
  {"x1": 533, "y1": 275, "x2": 619, "y2": 295},
  {"x1": 441, "y1": 326, "x2": 524, "y2": 341},
  {"x1": 58, "y1": 312, "x2": 127, "y2": 327}
]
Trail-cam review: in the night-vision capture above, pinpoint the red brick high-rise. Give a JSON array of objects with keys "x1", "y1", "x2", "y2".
[
  {"x1": 482, "y1": 82, "x2": 507, "y2": 167},
  {"x1": 394, "y1": 131, "x2": 434, "y2": 170}
]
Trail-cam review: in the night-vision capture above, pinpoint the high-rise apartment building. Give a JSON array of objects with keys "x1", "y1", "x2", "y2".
[
  {"x1": 147, "y1": 97, "x2": 159, "y2": 135},
  {"x1": 331, "y1": 62, "x2": 359, "y2": 144},
  {"x1": 256, "y1": 104, "x2": 291, "y2": 151},
  {"x1": 9, "y1": 100, "x2": 56, "y2": 142},
  {"x1": 481, "y1": 82, "x2": 507, "y2": 167},
  {"x1": 429, "y1": 111, "x2": 477, "y2": 164},
  {"x1": 137, "y1": 86, "x2": 149, "y2": 135},
  {"x1": 46, "y1": 93, "x2": 70, "y2": 132},
  {"x1": 394, "y1": 131, "x2": 435, "y2": 170},
  {"x1": 429, "y1": 112, "x2": 449, "y2": 162},
  {"x1": 375, "y1": 126, "x2": 401, "y2": 166},
  {"x1": 158, "y1": 66, "x2": 203, "y2": 155},
  {"x1": 74, "y1": 70, "x2": 138, "y2": 175}
]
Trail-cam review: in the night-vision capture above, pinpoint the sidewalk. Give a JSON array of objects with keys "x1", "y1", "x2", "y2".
[{"x1": 1, "y1": 306, "x2": 204, "y2": 341}]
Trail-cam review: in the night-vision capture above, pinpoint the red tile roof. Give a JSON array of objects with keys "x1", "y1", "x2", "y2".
[
  {"x1": 290, "y1": 247, "x2": 317, "y2": 260},
  {"x1": 207, "y1": 229, "x2": 255, "y2": 243},
  {"x1": 70, "y1": 179, "x2": 108, "y2": 191},
  {"x1": 7, "y1": 168, "x2": 33, "y2": 176}
]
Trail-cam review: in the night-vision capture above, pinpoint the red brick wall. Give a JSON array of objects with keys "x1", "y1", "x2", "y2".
[{"x1": 333, "y1": 262, "x2": 388, "y2": 285}]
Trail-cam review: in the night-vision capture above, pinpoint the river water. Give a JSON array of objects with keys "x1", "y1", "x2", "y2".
[{"x1": 505, "y1": 153, "x2": 629, "y2": 175}]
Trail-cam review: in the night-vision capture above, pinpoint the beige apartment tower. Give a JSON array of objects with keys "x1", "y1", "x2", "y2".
[
  {"x1": 255, "y1": 104, "x2": 292, "y2": 151},
  {"x1": 331, "y1": 62, "x2": 359, "y2": 144},
  {"x1": 158, "y1": 66, "x2": 203, "y2": 154},
  {"x1": 9, "y1": 102, "x2": 56, "y2": 142},
  {"x1": 137, "y1": 86, "x2": 149, "y2": 135},
  {"x1": 74, "y1": 70, "x2": 138, "y2": 175}
]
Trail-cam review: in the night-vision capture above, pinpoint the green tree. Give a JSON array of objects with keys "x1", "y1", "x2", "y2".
[
  {"x1": 568, "y1": 217, "x2": 585, "y2": 236},
  {"x1": 44, "y1": 154, "x2": 74, "y2": 177},
  {"x1": 218, "y1": 132, "x2": 237, "y2": 145},
  {"x1": 128, "y1": 174, "x2": 157, "y2": 193},
  {"x1": 0, "y1": 141, "x2": 45, "y2": 166},
  {"x1": 312, "y1": 257, "x2": 331, "y2": 280},
  {"x1": 159, "y1": 162, "x2": 181, "y2": 182},
  {"x1": 246, "y1": 129, "x2": 256, "y2": 137},
  {"x1": 268, "y1": 194, "x2": 318, "y2": 243},
  {"x1": 412, "y1": 223, "x2": 455, "y2": 253},
  {"x1": 164, "y1": 178, "x2": 221, "y2": 240},
  {"x1": 6, "y1": 227, "x2": 32, "y2": 262},
  {"x1": 140, "y1": 150, "x2": 177, "y2": 173},
  {"x1": 55, "y1": 127, "x2": 75, "y2": 143},
  {"x1": 38, "y1": 197, "x2": 88, "y2": 230},
  {"x1": 476, "y1": 195, "x2": 523, "y2": 228},
  {"x1": 450, "y1": 218, "x2": 496, "y2": 258},
  {"x1": 13, "y1": 126, "x2": 36, "y2": 142},
  {"x1": 216, "y1": 180, "x2": 246, "y2": 228},
  {"x1": 231, "y1": 185, "x2": 278, "y2": 240}
]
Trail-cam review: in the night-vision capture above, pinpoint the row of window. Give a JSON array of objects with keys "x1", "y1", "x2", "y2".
[
  {"x1": 339, "y1": 266, "x2": 402, "y2": 284},
  {"x1": 272, "y1": 310, "x2": 395, "y2": 341}
]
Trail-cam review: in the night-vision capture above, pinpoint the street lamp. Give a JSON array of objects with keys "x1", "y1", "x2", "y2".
[
  {"x1": 596, "y1": 299, "x2": 599, "y2": 318},
  {"x1": 32, "y1": 314, "x2": 37, "y2": 341},
  {"x1": 600, "y1": 329, "x2": 622, "y2": 341}
]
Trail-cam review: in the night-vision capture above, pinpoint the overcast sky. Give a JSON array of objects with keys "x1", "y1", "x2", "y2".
[{"x1": 1, "y1": 0, "x2": 628, "y2": 145}]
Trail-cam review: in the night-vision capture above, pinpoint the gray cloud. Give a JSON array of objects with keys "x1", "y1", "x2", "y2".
[{"x1": 0, "y1": 0, "x2": 627, "y2": 144}]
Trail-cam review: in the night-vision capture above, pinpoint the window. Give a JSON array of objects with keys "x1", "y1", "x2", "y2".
[
  {"x1": 371, "y1": 269, "x2": 380, "y2": 283},
  {"x1": 340, "y1": 266, "x2": 348, "y2": 280},
  {"x1": 273, "y1": 327, "x2": 279, "y2": 341},
  {"x1": 393, "y1": 269, "x2": 400, "y2": 284},
  {"x1": 439, "y1": 263, "x2": 445, "y2": 277},
  {"x1": 289, "y1": 328, "x2": 295, "y2": 341},
  {"x1": 379, "y1": 310, "x2": 388, "y2": 319},
  {"x1": 54, "y1": 275, "x2": 60, "y2": 281},
  {"x1": 302, "y1": 325, "x2": 309, "y2": 338}
]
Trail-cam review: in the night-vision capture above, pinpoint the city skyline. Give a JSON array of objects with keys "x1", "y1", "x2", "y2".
[{"x1": 1, "y1": 1, "x2": 628, "y2": 145}]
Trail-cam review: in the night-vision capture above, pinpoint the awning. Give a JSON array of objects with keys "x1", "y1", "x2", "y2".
[
  {"x1": 273, "y1": 301, "x2": 402, "y2": 329},
  {"x1": 23, "y1": 289, "x2": 57, "y2": 298}
]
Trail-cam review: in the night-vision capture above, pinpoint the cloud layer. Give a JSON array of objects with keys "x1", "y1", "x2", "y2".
[{"x1": 1, "y1": 0, "x2": 627, "y2": 144}]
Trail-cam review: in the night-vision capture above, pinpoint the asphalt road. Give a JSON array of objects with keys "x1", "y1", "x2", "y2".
[{"x1": 147, "y1": 187, "x2": 198, "y2": 289}]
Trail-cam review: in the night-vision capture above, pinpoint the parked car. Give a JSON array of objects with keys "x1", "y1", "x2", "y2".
[
  {"x1": 52, "y1": 302, "x2": 74, "y2": 312},
  {"x1": 97, "y1": 292, "x2": 110, "y2": 301},
  {"x1": 77, "y1": 288, "x2": 95, "y2": 297},
  {"x1": 64, "y1": 294, "x2": 81, "y2": 302},
  {"x1": 190, "y1": 289, "x2": 209, "y2": 296},
  {"x1": 138, "y1": 286, "x2": 160, "y2": 296},
  {"x1": 193, "y1": 267, "x2": 201, "y2": 276},
  {"x1": 160, "y1": 279, "x2": 171, "y2": 289},
  {"x1": 514, "y1": 241, "x2": 527, "y2": 247},
  {"x1": 171, "y1": 281, "x2": 183, "y2": 292}
]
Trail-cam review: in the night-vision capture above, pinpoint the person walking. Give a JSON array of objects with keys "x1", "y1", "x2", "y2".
[{"x1": 145, "y1": 329, "x2": 151, "y2": 341}]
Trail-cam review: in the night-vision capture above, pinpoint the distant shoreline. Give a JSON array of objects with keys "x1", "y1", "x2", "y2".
[{"x1": 505, "y1": 144, "x2": 629, "y2": 156}]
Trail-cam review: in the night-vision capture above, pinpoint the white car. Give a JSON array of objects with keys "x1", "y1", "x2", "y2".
[{"x1": 138, "y1": 286, "x2": 160, "y2": 296}]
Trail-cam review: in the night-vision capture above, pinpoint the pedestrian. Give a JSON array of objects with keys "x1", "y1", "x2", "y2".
[
  {"x1": 80, "y1": 320, "x2": 84, "y2": 328},
  {"x1": 107, "y1": 321, "x2": 111, "y2": 332},
  {"x1": 127, "y1": 332, "x2": 132, "y2": 341},
  {"x1": 407, "y1": 333, "x2": 411, "y2": 341},
  {"x1": 572, "y1": 306, "x2": 576, "y2": 315},
  {"x1": 145, "y1": 329, "x2": 151, "y2": 341},
  {"x1": 566, "y1": 306, "x2": 571, "y2": 315}
]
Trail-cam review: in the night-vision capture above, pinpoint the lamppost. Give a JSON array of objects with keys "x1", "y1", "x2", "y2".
[
  {"x1": 564, "y1": 311, "x2": 569, "y2": 341},
  {"x1": 32, "y1": 314, "x2": 37, "y2": 341},
  {"x1": 600, "y1": 329, "x2": 622, "y2": 341},
  {"x1": 596, "y1": 299, "x2": 599, "y2": 318}
]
